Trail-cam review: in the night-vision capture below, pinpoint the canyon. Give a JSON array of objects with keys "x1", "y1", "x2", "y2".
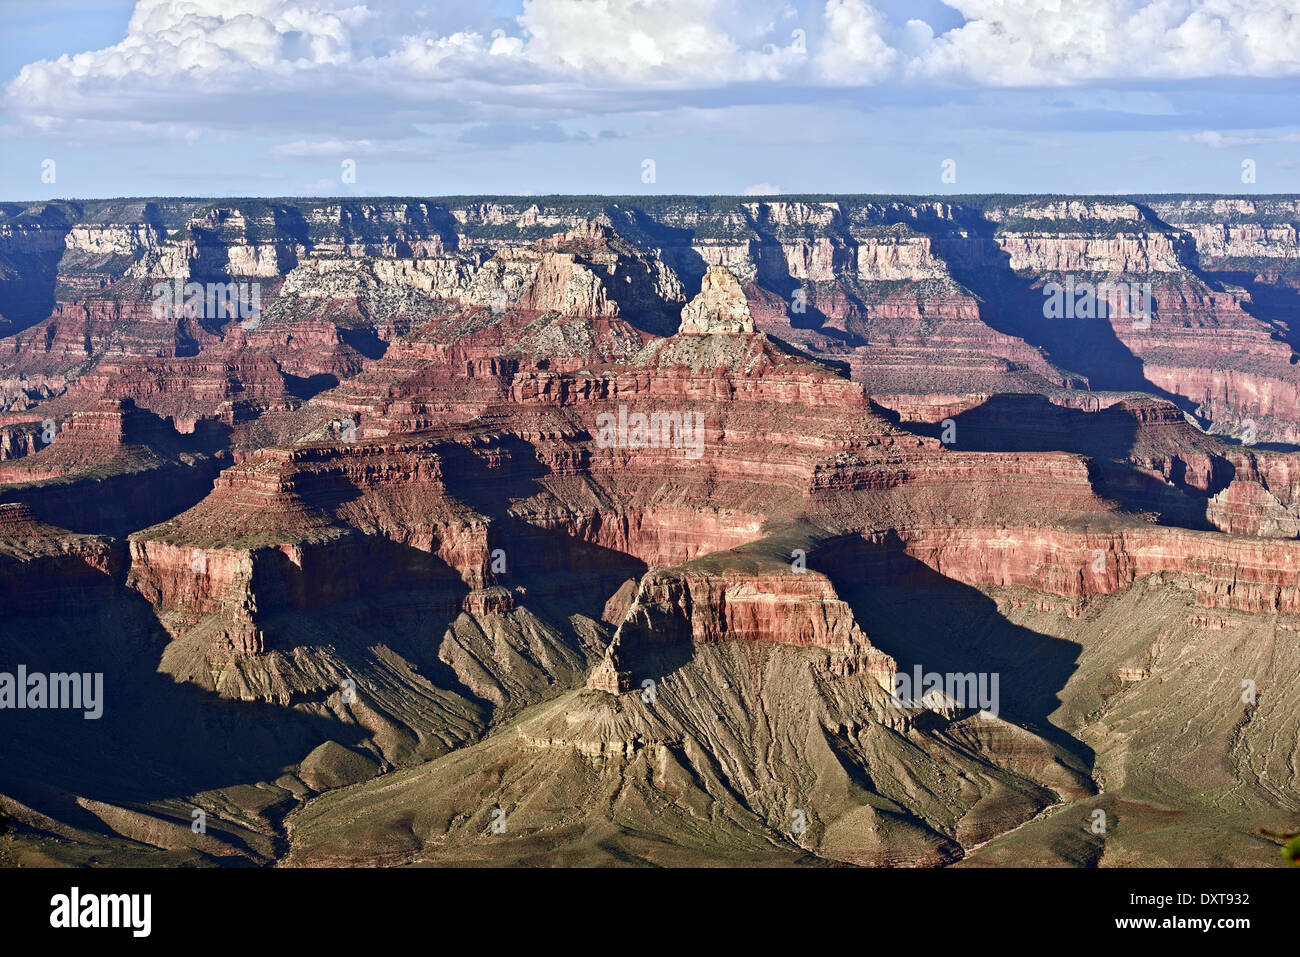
[{"x1": 1, "y1": 194, "x2": 1298, "y2": 868}]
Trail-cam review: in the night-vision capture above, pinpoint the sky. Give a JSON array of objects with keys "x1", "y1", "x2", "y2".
[{"x1": 2, "y1": 0, "x2": 1299, "y2": 199}]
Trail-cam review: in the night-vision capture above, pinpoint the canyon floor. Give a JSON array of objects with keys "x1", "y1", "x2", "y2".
[{"x1": 1, "y1": 195, "x2": 1299, "y2": 868}]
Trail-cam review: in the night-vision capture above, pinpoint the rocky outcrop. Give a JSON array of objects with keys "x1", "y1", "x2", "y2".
[
  {"x1": 0, "y1": 398, "x2": 227, "y2": 535},
  {"x1": 873, "y1": 524, "x2": 1300, "y2": 614},
  {"x1": 678, "y1": 265, "x2": 755, "y2": 334},
  {"x1": 1146, "y1": 198, "x2": 1300, "y2": 266},
  {"x1": 1206, "y1": 479, "x2": 1300, "y2": 538},
  {"x1": 589, "y1": 565, "x2": 895, "y2": 694},
  {"x1": 0, "y1": 502, "x2": 123, "y2": 615}
]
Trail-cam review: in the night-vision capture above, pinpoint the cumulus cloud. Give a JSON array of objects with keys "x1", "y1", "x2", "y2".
[
  {"x1": 526, "y1": 0, "x2": 721, "y2": 81},
  {"x1": 815, "y1": 0, "x2": 897, "y2": 84},
  {"x1": 5, "y1": 0, "x2": 1299, "y2": 142},
  {"x1": 904, "y1": 0, "x2": 1300, "y2": 86},
  {"x1": 743, "y1": 182, "x2": 782, "y2": 195}
]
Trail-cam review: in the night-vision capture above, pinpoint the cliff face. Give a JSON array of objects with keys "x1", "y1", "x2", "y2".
[
  {"x1": 5, "y1": 194, "x2": 1300, "y2": 440},
  {"x1": 1146, "y1": 198, "x2": 1300, "y2": 266},
  {"x1": 0, "y1": 398, "x2": 227, "y2": 535},
  {"x1": 856, "y1": 524, "x2": 1300, "y2": 614},
  {"x1": 0, "y1": 502, "x2": 124, "y2": 614},
  {"x1": 587, "y1": 566, "x2": 896, "y2": 696}
]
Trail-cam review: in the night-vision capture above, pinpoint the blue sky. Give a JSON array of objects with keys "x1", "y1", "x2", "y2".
[{"x1": 2, "y1": 0, "x2": 1299, "y2": 199}]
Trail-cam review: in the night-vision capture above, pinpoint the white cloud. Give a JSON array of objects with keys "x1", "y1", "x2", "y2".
[
  {"x1": 523, "y1": 0, "x2": 732, "y2": 80},
  {"x1": 7, "y1": 0, "x2": 804, "y2": 118},
  {"x1": 519, "y1": 0, "x2": 802, "y2": 84},
  {"x1": 5, "y1": 0, "x2": 1300, "y2": 141},
  {"x1": 904, "y1": 0, "x2": 1300, "y2": 87},
  {"x1": 743, "y1": 182, "x2": 782, "y2": 194},
  {"x1": 816, "y1": 0, "x2": 897, "y2": 84}
]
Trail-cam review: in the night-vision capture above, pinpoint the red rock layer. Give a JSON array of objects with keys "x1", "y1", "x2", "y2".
[
  {"x1": 588, "y1": 566, "x2": 896, "y2": 694},
  {"x1": 862, "y1": 524, "x2": 1300, "y2": 614}
]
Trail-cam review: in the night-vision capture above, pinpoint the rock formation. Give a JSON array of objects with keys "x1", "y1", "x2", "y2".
[{"x1": 677, "y1": 265, "x2": 754, "y2": 334}]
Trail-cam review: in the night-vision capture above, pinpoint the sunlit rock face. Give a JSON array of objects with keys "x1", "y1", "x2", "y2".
[{"x1": 677, "y1": 265, "x2": 755, "y2": 334}]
